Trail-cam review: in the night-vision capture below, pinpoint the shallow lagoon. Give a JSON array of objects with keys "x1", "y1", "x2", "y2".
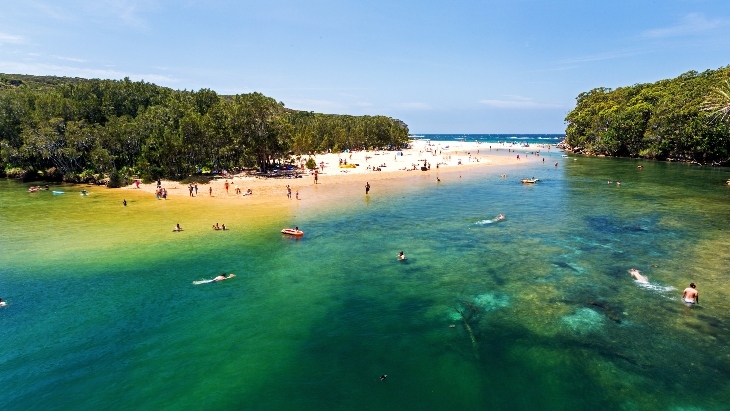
[{"x1": 1, "y1": 155, "x2": 729, "y2": 410}]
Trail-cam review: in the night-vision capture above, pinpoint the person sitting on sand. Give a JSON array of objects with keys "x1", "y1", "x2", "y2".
[
  {"x1": 397, "y1": 251, "x2": 406, "y2": 261},
  {"x1": 682, "y1": 283, "x2": 699, "y2": 305},
  {"x1": 221, "y1": 224, "x2": 227, "y2": 230},
  {"x1": 629, "y1": 268, "x2": 648, "y2": 283},
  {"x1": 213, "y1": 273, "x2": 235, "y2": 282},
  {"x1": 213, "y1": 223, "x2": 220, "y2": 230},
  {"x1": 173, "y1": 224, "x2": 183, "y2": 232}
]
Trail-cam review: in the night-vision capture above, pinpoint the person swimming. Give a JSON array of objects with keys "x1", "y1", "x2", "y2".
[
  {"x1": 213, "y1": 273, "x2": 235, "y2": 282},
  {"x1": 397, "y1": 251, "x2": 406, "y2": 261},
  {"x1": 380, "y1": 374, "x2": 387, "y2": 381},
  {"x1": 629, "y1": 268, "x2": 649, "y2": 283},
  {"x1": 0, "y1": 297, "x2": 6, "y2": 307},
  {"x1": 682, "y1": 283, "x2": 699, "y2": 305}
]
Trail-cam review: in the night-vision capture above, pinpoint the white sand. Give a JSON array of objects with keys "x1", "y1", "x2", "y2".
[{"x1": 124, "y1": 140, "x2": 560, "y2": 204}]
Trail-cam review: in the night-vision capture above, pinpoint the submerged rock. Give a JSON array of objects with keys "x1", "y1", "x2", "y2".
[
  {"x1": 472, "y1": 292, "x2": 510, "y2": 311},
  {"x1": 561, "y1": 307, "x2": 605, "y2": 335}
]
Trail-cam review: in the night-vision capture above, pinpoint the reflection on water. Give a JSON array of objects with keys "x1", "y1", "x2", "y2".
[{"x1": 1, "y1": 156, "x2": 729, "y2": 410}]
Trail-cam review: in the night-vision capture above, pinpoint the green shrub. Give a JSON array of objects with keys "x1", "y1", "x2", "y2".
[{"x1": 305, "y1": 157, "x2": 317, "y2": 170}]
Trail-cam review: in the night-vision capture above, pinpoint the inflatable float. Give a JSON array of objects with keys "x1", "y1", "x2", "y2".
[{"x1": 281, "y1": 228, "x2": 304, "y2": 237}]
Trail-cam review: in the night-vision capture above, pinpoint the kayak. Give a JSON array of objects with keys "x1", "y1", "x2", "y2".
[
  {"x1": 281, "y1": 228, "x2": 304, "y2": 236},
  {"x1": 520, "y1": 179, "x2": 538, "y2": 184}
]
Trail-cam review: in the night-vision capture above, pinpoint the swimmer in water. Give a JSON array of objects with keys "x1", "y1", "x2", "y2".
[
  {"x1": 213, "y1": 273, "x2": 236, "y2": 282},
  {"x1": 397, "y1": 251, "x2": 406, "y2": 261},
  {"x1": 629, "y1": 268, "x2": 648, "y2": 283},
  {"x1": 380, "y1": 375, "x2": 387, "y2": 381},
  {"x1": 495, "y1": 214, "x2": 505, "y2": 221},
  {"x1": 682, "y1": 283, "x2": 699, "y2": 305},
  {"x1": 0, "y1": 297, "x2": 6, "y2": 307}
]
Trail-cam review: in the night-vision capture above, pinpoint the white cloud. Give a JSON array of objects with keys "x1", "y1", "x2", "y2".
[
  {"x1": 643, "y1": 13, "x2": 725, "y2": 38},
  {"x1": 53, "y1": 55, "x2": 87, "y2": 63},
  {"x1": 394, "y1": 102, "x2": 432, "y2": 110},
  {"x1": 0, "y1": 61, "x2": 178, "y2": 85},
  {"x1": 0, "y1": 32, "x2": 25, "y2": 45},
  {"x1": 478, "y1": 96, "x2": 561, "y2": 109},
  {"x1": 285, "y1": 98, "x2": 347, "y2": 112}
]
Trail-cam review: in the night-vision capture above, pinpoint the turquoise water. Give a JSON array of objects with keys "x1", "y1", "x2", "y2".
[
  {"x1": 413, "y1": 133, "x2": 564, "y2": 144},
  {"x1": 2, "y1": 155, "x2": 730, "y2": 410}
]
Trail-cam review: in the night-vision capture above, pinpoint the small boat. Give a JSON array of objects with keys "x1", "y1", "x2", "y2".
[
  {"x1": 281, "y1": 228, "x2": 304, "y2": 237},
  {"x1": 520, "y1": 179, "x2": 538, "y2": 184}
]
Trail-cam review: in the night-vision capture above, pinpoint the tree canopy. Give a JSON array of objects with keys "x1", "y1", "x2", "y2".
[
  {"x1": 0, "y1": 74, "x2": 409, "y2": 183},
  {"x1": 564, "y1": 66, "x2": 730, "y2": 164}
]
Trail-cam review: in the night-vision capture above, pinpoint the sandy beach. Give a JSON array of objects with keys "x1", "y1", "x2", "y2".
[{"x1": 123, "y1": 140, "x2": 560, "y2": 208}]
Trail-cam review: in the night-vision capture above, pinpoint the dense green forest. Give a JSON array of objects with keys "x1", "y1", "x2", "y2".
[
  {"x1": 0, "y1": 74, "x2": 409, "y2": 184},
  {"x1": 564, "y1": 66, "x2": 730, "y2": 164}
]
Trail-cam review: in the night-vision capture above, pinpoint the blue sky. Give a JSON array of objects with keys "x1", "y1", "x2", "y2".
[{"x1": 1, "y1": 1, "x2": 729, "y2": 133}]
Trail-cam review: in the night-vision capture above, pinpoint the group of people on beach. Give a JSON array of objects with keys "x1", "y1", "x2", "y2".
[
  {"x1": 212, "y1": 223, "x2": 227, "y2": 230},
  {"x1": 155, "y1": 187, "x2": 168, "y2": 200},
  {"x1": 188, "y1": 183, "x2": 198, "y2": 196},
  {"x1": 285, "y1": 185, "x2": 299, "y2": 199}
]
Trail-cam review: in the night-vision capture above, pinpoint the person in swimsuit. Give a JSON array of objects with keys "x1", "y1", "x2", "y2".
[
  {"x1": 173, "y1": 224, "x2": 183, "y2": 232},
  {"x1": 213, "y1": 273, "x2": 235, "y2": 282},
  {"x1": 629, "y1": 269, "x2": 648, "y2": 283},
  {"x1": 0, "y1": 297, "x2": 6, "y2": 307},
  {"x1": 397, "y1": 251, "x2": 406, "y2": 261},
  {"x1": 682, "y1": 283, "x2": 699, "y2": 305}
]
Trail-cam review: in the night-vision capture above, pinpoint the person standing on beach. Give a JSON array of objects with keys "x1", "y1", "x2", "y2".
[
  {"x1": 287, "y1": 185, "x2": 292, "y2": 199},
  {"x1": 209, "y1": 186, "x2": 212, "y2": 196},
  {"x1": 296, "y1": 190, "x2": 299, "y2": 200},
  {"x1": 224, "y1": 181, "x2": 229, "y2": 193},
  {"x1": 365, "y1": 182, "x2": 370, "y2": 194},
  {"x1": 194, "y1": 183, "x2": 198, "y2": 196},
  {"x1": 314, "y1": 171, "x2": 319, "y2": 185},
  {"x1": 682, "y1": 283, "x2": 699, "y2": 305}
]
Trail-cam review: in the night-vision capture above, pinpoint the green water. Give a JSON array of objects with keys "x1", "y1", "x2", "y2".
[{"x1": 2, "y1": 155, "x2": 730, "y2": 410}]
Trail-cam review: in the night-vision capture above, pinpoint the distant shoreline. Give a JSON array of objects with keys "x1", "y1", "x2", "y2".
[{"x1": 119, "y1": 140, "x2": 561, "y2": 207}]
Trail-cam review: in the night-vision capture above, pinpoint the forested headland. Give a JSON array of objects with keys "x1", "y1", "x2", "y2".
[
  {"x1": 564, "y1": 66, "x2": 730, "y2": 165},
  {"x1": 0, "y1": 74, "x2": 409, "y2": 185}
]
